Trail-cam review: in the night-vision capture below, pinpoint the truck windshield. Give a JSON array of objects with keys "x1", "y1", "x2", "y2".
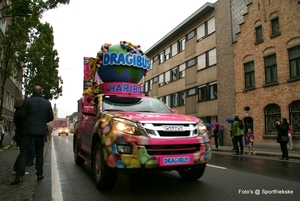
[{"x1": 103, "y1": 96, "x2": 173, "y2": 113}]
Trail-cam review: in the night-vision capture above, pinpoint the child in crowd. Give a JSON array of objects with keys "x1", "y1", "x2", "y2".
[{"x1": 245, "y1": 128, "x2": 256, "y2": 155}]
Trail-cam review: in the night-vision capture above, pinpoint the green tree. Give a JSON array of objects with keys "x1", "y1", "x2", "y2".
[
  {"x1": 0, "y1": 0, "x2": 70, "y2": 116},
  {"x1": 23, "y1": 22, "x2": 63, "y2": 100}
]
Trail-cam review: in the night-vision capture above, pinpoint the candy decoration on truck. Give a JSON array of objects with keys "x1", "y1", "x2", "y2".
[{"x1": 89, "y1": 41, "x2": 151, "y2": 84}]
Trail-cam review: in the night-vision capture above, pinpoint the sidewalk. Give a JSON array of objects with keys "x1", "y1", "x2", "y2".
[
  {"x1": 0, "y1": 135, "x2": 299, "y2": 201},
  {"x1": 0, "y1": 134, "x2": 51, "y2": 201},
  {"x1": 211, "y1": 145, "x2": 300, "y2": 161}
]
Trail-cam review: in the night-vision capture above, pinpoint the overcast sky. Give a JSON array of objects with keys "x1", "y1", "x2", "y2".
[{"x1": 41, "y1": 0, "x2": 217, "y2": 118}]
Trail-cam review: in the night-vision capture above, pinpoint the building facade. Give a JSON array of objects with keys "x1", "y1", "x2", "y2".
[
  {"x1": 143, "y1": 0, "x2": 300, "y2": 148},
  {"x1": 0, "y1": 1, "x2": 23, "y2": 135},
  {"x1": 233, "y1": 0, "x2": 300, "y2": 147}
]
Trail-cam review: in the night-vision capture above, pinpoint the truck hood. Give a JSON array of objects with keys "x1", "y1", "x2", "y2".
[{"x1": 114, "y1": 112, "x2": 199, "y2": 123}]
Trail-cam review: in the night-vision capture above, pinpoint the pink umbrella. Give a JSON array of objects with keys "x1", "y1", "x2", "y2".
[{"x1": 211, "y1": 121, "x2": 223, "y2": 130}]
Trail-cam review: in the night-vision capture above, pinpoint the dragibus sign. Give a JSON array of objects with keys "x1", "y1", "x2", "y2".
[{"x1": 102, "y1": 52, "x2": 151, "y2": 71}]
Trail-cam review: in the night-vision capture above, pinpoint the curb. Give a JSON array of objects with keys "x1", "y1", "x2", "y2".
[{"x1": 211, "y1": 149, "x2": 300, "y2": 160}]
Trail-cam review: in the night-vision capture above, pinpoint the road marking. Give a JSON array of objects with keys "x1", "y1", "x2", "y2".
[
  {"x1": 207, "y1": 164, "x2": 227, "y2": 169},
  {"x1": 51, "y1": 139, "x2": 63, "y2": 200}
]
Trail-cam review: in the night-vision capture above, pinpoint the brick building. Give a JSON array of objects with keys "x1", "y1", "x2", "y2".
[
  {"x1": 233, "y1": 0, "x2": 300, "y2": 147},
  {"x1": 143, "y1": 0, "x2": 299, "y2": 148}
]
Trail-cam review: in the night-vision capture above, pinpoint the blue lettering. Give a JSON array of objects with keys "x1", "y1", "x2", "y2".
[
  {"x1": 145, "y1": 58, "x2": 151, "y2": 70},
  {"x1": 102, "y1": 53, "x2": 151, "y2": 70},
  {"x1": 163, "y1": 157, "x2": 189, "y2": 165},
  {"x1": 118, "y1": 53, "x2": 126, "y2": 65},
  {"x1": 115, "y1": 84, "x2": 122, "y2": 92},
  {"x1": 136, "y1": 55, "x2": 143, "y2": 67},
  {"x1": 133, "y1": 86, "x2": 138, "y2": 93},
  {"x1": 133, "y1": 54, "x2": 136, "y2": 66},
  {"x1": 103, "y1": 54, "x2": 110, "y2": 65},
  {"x1": 125, "y1": 54, "x2": 133, "y2": 65},
  {"x1": 123, "y1": 84, "x2": 129, "y2": 92},
  {"x1": 109, "y1": 84, "x2": 115, "y2": 92},
  {"x1": 110, "y1": 52, "x2": 118, "y2": 64}
]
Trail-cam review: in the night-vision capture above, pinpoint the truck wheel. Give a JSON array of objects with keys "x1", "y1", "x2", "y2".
[
  {"x1": 93, "y1": 142, "x2": 117, "y2": 191},
  {"x1": 178, "y1": 166, "x2": 206, "y2": 181},
  {"x1": 73, "y1": 134, "x2": 85, "y2": 166}
]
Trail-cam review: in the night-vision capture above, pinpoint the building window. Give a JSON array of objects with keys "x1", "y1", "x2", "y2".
[
  {"x1": 187, "y1": 58, "x2": 196, "y2": 68},
  {"x1": 144, "y1": 81, "x2": 149, "y2": 92},
  {"x1": 271, "y1": 17, "x2": 280, "y2": 36},
  {"x1": 255, "y1": 25, "x2": 263, "y2": 43},
  {"x1": 171, "y1": 42, "x2": 178, "y2": 57},
  {"x1": 264, "y1": 54, "x2": 277, "y2": 84},
  {"x1": 265, "y1": 104, "x2": 281, "y2": 135},
  {"x1": 171, "y1": 67, "x2": 178, "y2": 82},
  {"x1": 153, "y1": 55, "x2": 159, "y2": 62},
  {"x1": 290, "y1": 101, "x2": 300, "y2": 135},
  {"x1": 187, "y1": 30, "x2": 195, "y2": 41},
  {"x1": 198, "y1": 83, "x2": 217, "y2": 102},
  {"x1": 179, "y1": 91, "x2": 186, "y2": 106},
  {"x1": 171, "y1": 93, "x2": 179, "y2": 107},
  {"x1": 165, "y1": 95, "x2": 171, "y2": 107},
  {"x1": 209, "y1": 83, "x2": 217, "y2": 100},
  {"x1": 197, "y1": 24, "x2": 205, "y2": 41},
  {"x1": 289, "y1": 45, "x2": 300, "y2": 79},
  {"x1": 196, "y1": 17, "x2": 215, "y2": 41},
  {"x1": 244, "y1": 61, "x2": 255, "y2": 89},
  {"x1": 165, "y1": 71, "x2": 170, "y2": 84},
  {"x1": 198, "y1": 85, "x2": 208, "y2": 102},
  {"x1": 179, "y1": 37, "x2": 185, "y2": 52},
  {"x1": 207, "y1": 17, "x2": 215, "y2": 35},
  {"x1": 208, "y1": 48, "x2": 217, "y2": 66},
  {"x1": 4, "y1": 91, "x2": 9, "y2": 108},
  {"x1": 159, "y1": 97, "x2": 165, "y2": 103},
  {"x1": 179, "y1": 64, "x2": 185, "y2": 78},
  {"x1": 187, "y1": 88, "x2": 196, "y2": 96},
  {"x1": 159, "y1": 74, "x2": 164, "y2": 86},
  {"x1": 197, "y1": 54, "x2": 205, "y2": 70},
  {"x1": 165, "y1": 47, "x2": 170, "y2": 61},
  {"x1": 159, "y1": 51, "x2": 165, "y2": 64},
  {"x1": 149, "y1": 79, "x2": 153, "y2": 90},
  {"x1": 153, "y1": 76, "x2": 158, "y2": 83}
]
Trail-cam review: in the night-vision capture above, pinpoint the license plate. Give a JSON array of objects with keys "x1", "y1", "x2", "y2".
[
  {"x1": 160, "y1": 155, "x2": 194, "y2": 166},
  {"x1": 162, "y1": 125, "x2": 184, "y2": 132}
]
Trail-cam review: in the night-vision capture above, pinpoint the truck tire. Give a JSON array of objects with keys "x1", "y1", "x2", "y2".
[
  {"x1": 178, "y1": 166, "x2": 206, "y2": 181},
  {"x1": 73, "y1": 134, "x2": 85, "y2": 166},
  {"x1": 93, "y1": 142, "x2": 117, "y2": 191}
]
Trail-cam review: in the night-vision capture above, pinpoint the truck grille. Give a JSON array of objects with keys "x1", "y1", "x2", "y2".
[
  {"x1": 145, "y1": 144, "x2": 200, "y2": 155},
  {"x1": 141, "y1": 122, "x2": 197, "y2": 138}
]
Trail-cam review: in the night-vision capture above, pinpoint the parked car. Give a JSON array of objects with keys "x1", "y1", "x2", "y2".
[{"x1": 58, "y1": 127, "x2": 69, "y2": 136}]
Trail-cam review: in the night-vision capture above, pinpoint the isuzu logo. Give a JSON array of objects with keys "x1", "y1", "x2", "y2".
[{"x1": 162, "y1": 125, "x2": 184, "y2": 132}]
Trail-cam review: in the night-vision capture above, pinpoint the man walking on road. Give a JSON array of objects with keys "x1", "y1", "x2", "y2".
[
  {"x1": 11, "y1": 86, "x2": 54, "y2": 185},
  {"x1": 232, "y1": 114, "x2": 244, "y2": 155}
]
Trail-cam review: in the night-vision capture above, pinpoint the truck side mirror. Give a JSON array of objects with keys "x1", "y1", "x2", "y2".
[{"x1": 83, "y1": 106, "x2": 95, "y2": 115}]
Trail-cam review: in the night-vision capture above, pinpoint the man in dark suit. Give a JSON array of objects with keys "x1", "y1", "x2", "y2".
[{"x1": 11, "y1": 86, "x2": 54, "y2": 185}]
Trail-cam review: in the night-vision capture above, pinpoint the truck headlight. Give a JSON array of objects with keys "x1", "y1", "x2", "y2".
[{"x1": 112, "y1": 118, "x2": 138, "y2": 135}]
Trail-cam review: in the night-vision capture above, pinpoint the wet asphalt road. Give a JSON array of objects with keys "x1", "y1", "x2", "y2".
[{"x1": 33, "y1": 134, "x2": 300, "y2": 201}]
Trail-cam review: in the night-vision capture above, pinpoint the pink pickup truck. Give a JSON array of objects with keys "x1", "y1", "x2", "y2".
[{"x1": 73, "y1": 82, "x2": 211, "y2": 191}]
